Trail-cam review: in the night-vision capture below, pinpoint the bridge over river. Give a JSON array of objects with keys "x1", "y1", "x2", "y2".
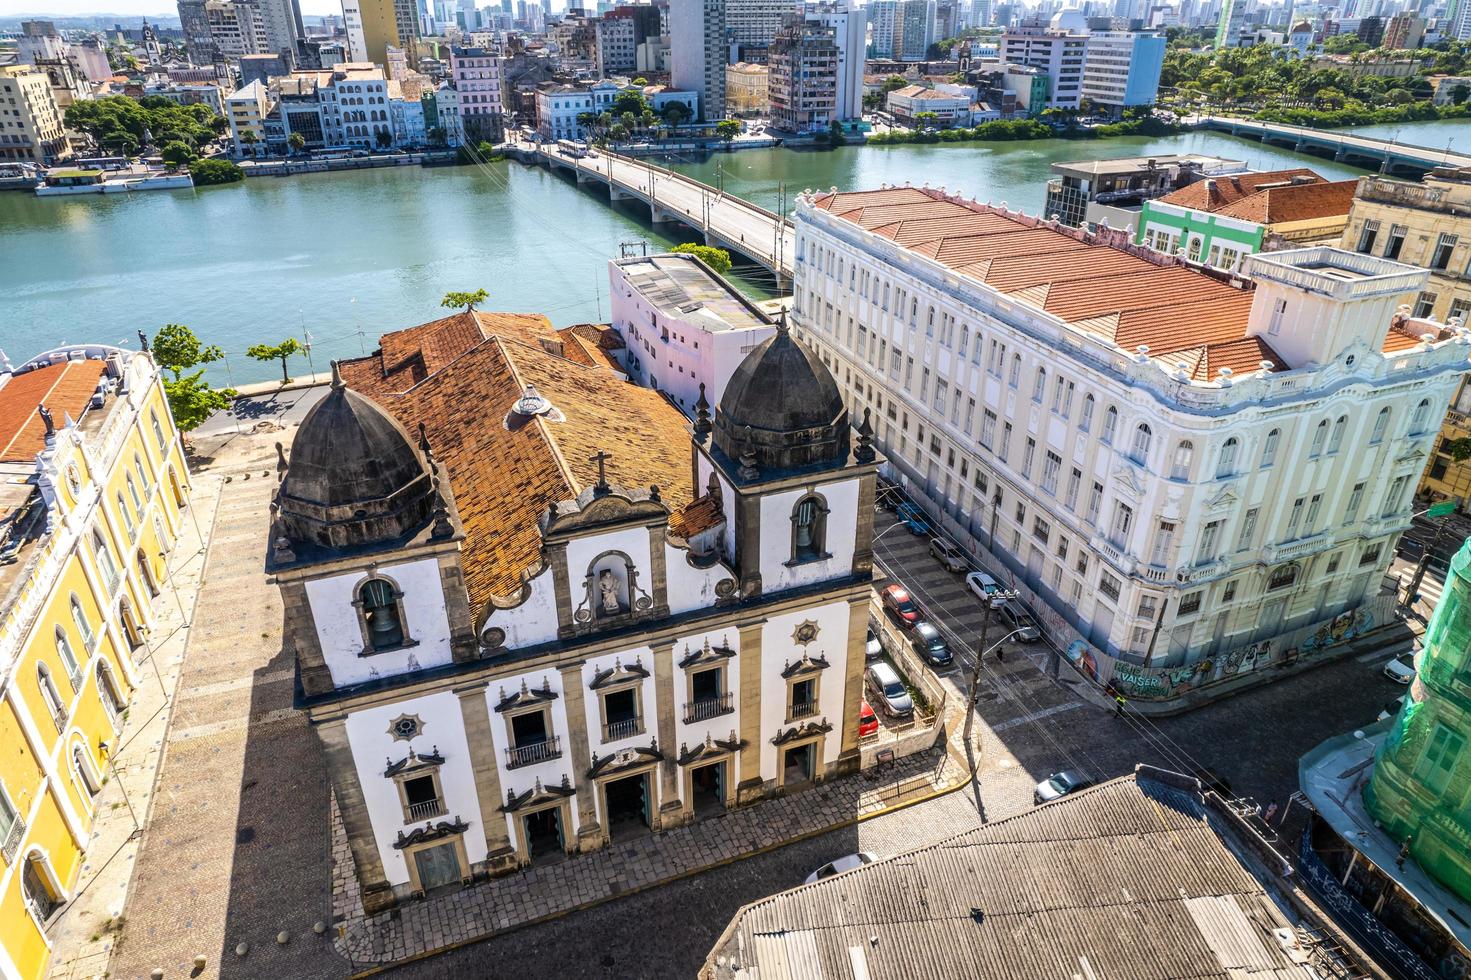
[
  {"x1": 1199, "y1": 116, "x2": 1469, "y2": 176},
  {"x1": 509, "y1": 138, "x2": 795, "y2": 284}
]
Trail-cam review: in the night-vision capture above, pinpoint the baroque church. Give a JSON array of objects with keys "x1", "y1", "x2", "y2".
[{"x1": 268, "y1": 309, "x2": 879, "y2": 912}]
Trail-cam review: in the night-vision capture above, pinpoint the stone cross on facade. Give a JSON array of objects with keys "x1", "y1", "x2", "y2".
[{"x1": 590, "y1": 449, "x2": 612, "y2": 494}]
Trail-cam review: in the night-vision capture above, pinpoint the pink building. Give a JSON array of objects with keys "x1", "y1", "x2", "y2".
[{"x1": 450, "y1": 46, "x2": 504, "y2": 143}]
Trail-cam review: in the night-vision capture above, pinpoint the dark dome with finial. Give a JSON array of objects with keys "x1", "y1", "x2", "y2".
[
  {"x1": 277, "y1": 363, "x2": 437, "y2": 551},
  {"x1": 714, "y1": 319, "x2": 849, "y2": 473}
]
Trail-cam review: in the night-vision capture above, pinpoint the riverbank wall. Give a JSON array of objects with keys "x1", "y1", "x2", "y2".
[{"x1": 239, "y1": 150, "x2": 458, "y2": 177}]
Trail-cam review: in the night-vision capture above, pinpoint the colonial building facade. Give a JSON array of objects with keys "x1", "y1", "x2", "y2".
[
  {"x1": 271, "y1": 310, "x2": 876, "y2": 913},
  {"x1": 0, "y1": 346, "x2": 189, "y2": 980},
  {"x1": 789, "y1": 186, "x2": 1468, "y2": 677}
]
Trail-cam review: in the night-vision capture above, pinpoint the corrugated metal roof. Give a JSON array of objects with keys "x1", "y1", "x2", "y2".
[{"x1": 708, "y1": 775, "x2": 1320, "y2": 980}]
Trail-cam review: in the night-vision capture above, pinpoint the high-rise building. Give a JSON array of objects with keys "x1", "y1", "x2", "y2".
[
  {"x1": 725, "y1": 0, "x2": 799, "y2": 61},
  {"x1": 253, "y1": 0, "x2": 307, "y2": 57},
  {"x1": 205, "y1": 0, "x2": 272, "y2": 61},
  {"x1": 670, "y1": 0, "x2": 726, "y2": 119},
  {"x1": 867, "y1": 0, "x2": 898, "y2": 57},
  {"x1": 1080, "y1": 30, "x2": 1166, "y2": 110},
  {"x1": 768, "y1": 13, "x2": 839, "y2": 133},
  {"x1": 451, "y1": 46, "x2": 504, "y2": 143},
  {"x1": 1382, "y1": 10, "x2": 1424, "y2": 47},
  {"x1": 1452, "y1": 0, "x2": 1471, "y2": 41},
  {"x1": 0, "y1": 66, "x2": 71, "y2": 165},
  {"x1": 805, "y1": 3, "x2": 866, "y2": 123},
  {"x1": 1002, "y1": 13, "x2": 1090, "y2": 109},
  {"x1": 339, "y1": 0, "x2": 421, "y2": 69},
  {"x1": 178, "y1": 0, "x2": 220, "y2": 63},
  {"x1": 895, "y1": 0, "x2": 936, "y2": 59}
]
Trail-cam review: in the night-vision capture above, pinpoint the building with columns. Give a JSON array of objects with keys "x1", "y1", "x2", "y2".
[
  {"x1": 0, "y1": 345, "x2": 190, "y2": 980},
  {"x1": 789, "y1": 185, "x2": 1468, "y2": 696},
  {"x1": 270, "y1": 309, "x2": 877, "y2": 912}
]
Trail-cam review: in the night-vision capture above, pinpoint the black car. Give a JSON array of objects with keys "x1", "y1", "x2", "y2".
[{"x1": 912, "y1": 621, "x2": 953, "y2": 666}]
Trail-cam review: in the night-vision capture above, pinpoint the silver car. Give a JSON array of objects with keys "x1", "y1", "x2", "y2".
[
  {"x1": 1034, "y1": 770, "x2": 1092, "y2": 804},
  {"x1": 865, "y1": 661, "x2": 913, "y2": 718}
]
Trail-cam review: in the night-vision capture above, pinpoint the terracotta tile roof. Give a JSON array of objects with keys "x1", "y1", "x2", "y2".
[
  {"x1": 1214, "y1": 179, "x2": 1357, "y2": 225},
  {"x1": 339, "y1": 319, "x2": 691, "y2": 610},
  {"x1": 1154, "y1": 168, "x2": 1324, "y2": 212},
  {"x1": 361, "y1": 311, "x2": 562, "y2": 395},
  {"x1": 667, "y1": 494, "x2": 723, "y2": 539},
  {"x1": 557, "y1": 323, "x2": 627, "y2": 373},
  {"x1": 0, "y1": 360, "x2": 105, "y2": 463}
]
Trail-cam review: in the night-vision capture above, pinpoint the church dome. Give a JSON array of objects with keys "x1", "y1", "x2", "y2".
[
  {"x1": 277, "y1": 368, "x2": 436, "y2": 551},
  {"x1": 714, "y1": 322, "x2": 849, "y2": 473},
  {"x1": 1050, "y1": 6, "x2": 1087, "y2": 32}
]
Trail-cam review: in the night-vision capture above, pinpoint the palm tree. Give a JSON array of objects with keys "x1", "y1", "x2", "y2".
[
  {"x1": 287, "y1": 132, "x2": 306, "y2": 155},
  {"x1": 240, "y1": 130, "x2": 259, "y2": 159}
]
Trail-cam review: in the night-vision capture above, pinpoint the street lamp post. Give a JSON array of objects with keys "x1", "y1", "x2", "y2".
[{"x1": 963, "y1": 598, "x2": 1023, "y2": 824}]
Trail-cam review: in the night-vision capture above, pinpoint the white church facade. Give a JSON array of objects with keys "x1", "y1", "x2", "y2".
[{"x1": 267, "y1": 310, "x2": 878, "y2": 912}]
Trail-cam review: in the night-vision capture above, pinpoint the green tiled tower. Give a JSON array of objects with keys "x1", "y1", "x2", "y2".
[{"x1": 1365, "y1": 540, "x2": 1471, "y2": 903}]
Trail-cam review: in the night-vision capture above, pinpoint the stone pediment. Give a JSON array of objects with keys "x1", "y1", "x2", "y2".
[
  {"x1": 541, "y1": 487, "x2": 668, "y2": 539},
  {"x1": 1111, "y1": 463, "x2": 1146, "y2": 499},
  {"x1": 392, "y1": 816, "x2": 469, "y2": 849},
  {"x1": 771, "y1": 719, "x2": 833, "y2": 745},
  {"x1": 493, "y1": 677, "x2": 559, "y2": 713},
  {"x1": 588, "y1": 740, "x2": 662, "y2": 779},
  {"x1": 589, "y1": 655, "x2": 650, "y2": 690},
  {"x1": 1204, "y1": 483, "x2": 1239, "y2": 513},
  {"x1": 678, "y1": 638, "x2": 736, "y2": 670},
  {"x1": 781, "y1": 652, "x2": 830, "y2": 679},
  {"x1": 677, "y1": 730, "x2": 747, "y2": 766},
  {"x1": 1396, "y1": 447, "x2": 1427, "y2": 465},
  {"x1": 384, "y1": 745, "x2": 445, "y2": 778},
  {"x1": 499, "y1": 774, "x2": 575, "y2": 813}
]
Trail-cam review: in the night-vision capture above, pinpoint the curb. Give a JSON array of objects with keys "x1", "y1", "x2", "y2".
[
  {"x1": 343, "y1": 756, "x2": 969, "y2": 978},
  {"x1": 230, "y1": 374, "x2": 332, "y2": 399}
]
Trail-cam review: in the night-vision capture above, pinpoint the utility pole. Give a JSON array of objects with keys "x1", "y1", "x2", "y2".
[
  {"x1": 963, "y1": 602, "x2": 994, "y2": 823},
  {"x1": 1405, "y1": 500, "x2": 1459, "y2": 611}
]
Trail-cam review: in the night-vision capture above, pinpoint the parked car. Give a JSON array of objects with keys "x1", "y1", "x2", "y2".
[
  {"x1": 896, "y1": 502, "x2": 931, "y2": 535},
  {"x1": 865, "y1": 626, "x2": 884, "y2": 661},
  {"x1": 999, "y1": 601, "x2": 1042, "y2": 643},
  {"x1": 804, "y1": 851, "x2": 877, "y2": 884},
  {"x1": 1034, "y1": 770, "x2": 1092, "y2": 804},
  {"x1": 929, "y1": 537, "x2": 968, "y2": 572},
  {"x1": 965, "y1": 571, "x2": 1007, "y2": 608},
  {"x1": 880, "y1": 584, "x2": 921, "y2": 628},
  {"x1": 866, "y1": 661, "x2": 913, "y2": 718},
  {"x1": 1383, "y1": 652, "x2": 1417, "y2": 684},
  {"x1": 1378, "y1": 695, "x2": 1407, "y2": 721},
  {"x1": 859, "y1": 700, "x2": 879, "y2": 738},
  {"x1": 912, "y1": 621, "x2": 953, "y2": 667}
]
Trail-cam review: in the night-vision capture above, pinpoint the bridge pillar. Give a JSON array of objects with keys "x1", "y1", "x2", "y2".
[
  {"x1": 1380, "y1": 153, "x2": 1392, "y2": 175},
  {"x1": 650, "y1": 205, "x2": 681, "y2": 225},
  {"x1": 575, "y1": 169, "x2": 599, "y2": 185},
  {"x1": 609, "y1": 186, "x2": 634, "y2": 202},
  {"x1": 1334, "y1": 147, "x2": 1346, "y2": 161},
  {"x1": 1295, "y1": 140, "x2": 1307, "y2": 152}
]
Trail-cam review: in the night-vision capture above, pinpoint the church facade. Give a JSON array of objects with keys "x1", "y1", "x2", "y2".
[{"x1": 268, "y1": 310, "x2": 878, "y2": 913}]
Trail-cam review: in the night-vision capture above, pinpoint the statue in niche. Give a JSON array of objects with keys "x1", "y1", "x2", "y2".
[{"x1": 599, "y1": 568, "x2": 623, "y2": 614}]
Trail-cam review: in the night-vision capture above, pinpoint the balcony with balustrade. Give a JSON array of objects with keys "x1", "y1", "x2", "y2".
[
  {"x1": 683, "y1": 692, "x2": 733, "y2": 725},
  {"x1": 505, "y1": 736, "x2": 562, "y2": 769}
]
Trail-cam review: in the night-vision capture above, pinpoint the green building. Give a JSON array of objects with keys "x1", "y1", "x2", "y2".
[
  {"x1": 1137, "y1": 198, "x2": 1263, "y2": 269},
  {"x1": 1365, "y1": 539, "x2": 1471, "y2": 904}
]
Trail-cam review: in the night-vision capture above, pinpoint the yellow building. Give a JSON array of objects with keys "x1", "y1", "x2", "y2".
[
  {"x1": 725, "y1": 62, "x2": 769, "y2": 117},
  {"x1": 0, "y1": 66, "x2": 71, "y2": 167},
  {"x1": 1342, "y1": 169, "x2": 1471, "y2": 508},
  {"x1": 0, "y1": 346, "x2": 190, "y2": 980}
]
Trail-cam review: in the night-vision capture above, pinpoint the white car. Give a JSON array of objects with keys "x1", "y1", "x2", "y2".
[
  {"x1": 804, "y1": 851, "x2": 877, "y2": 884},
  {"x1": 965, "y1": 571, "x2": 1007, "y2": 608},
  {"x1": 1383, "y1": 653, "x2": 1416, "y2": 684}
]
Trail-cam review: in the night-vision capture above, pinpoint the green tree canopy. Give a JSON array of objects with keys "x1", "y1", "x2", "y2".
[
  {"x1": 669, "y1": 243, "x2": 732, "y2": 274},
  {"x1": 610, "y1": 90, "x2": 650, "y2": 117},
  {"x1": 152, "y1": 323, "x2": 224, "y2": 380},
  {"x1": 287, "y1": 132, "x2": 306, "y2": 152},
  {"x1": 441, "y1": 289, "x2": 489, "y2": 312},
  {"x1": 715, "y1": 119, "x2": 742, "y2": 143},
  {"x1": 160, "y1": 140, "x2": 195, "y2": 168},
  {"x1": 163, "y1": 371, "x2": 236, "y2": 433},
  {"x1": 66, "y1": 95, "x2": 222, "y2": 152},
  {"x1": 661, "y1": 101, "x2": 691, "y2": 126},
  {"x1": 246, "y1": 338, "x2": 305, "y2": 384},
  {"x1": 189, "y1": 159, "x2": 244, "y2": 185},
  {"x1": 882, "y1": 75, "x2": 909, "y2": 93}
]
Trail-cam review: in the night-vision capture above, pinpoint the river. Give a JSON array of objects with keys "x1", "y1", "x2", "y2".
[{"x1": 2, "y1": 118, "x2": 1462, "y2": 386}]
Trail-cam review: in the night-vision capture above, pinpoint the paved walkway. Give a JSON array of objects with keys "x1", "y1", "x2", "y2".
[
  {"x1": 334, "y1": 747, "x2": 963, "y2": 970},
  {"x1": 46, "y1": 479, "x2": 217, "y2": 980}
]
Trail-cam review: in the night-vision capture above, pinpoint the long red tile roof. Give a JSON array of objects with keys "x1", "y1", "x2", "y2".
[{"x1": 0, "y1": 360, "x2": 105, "y2": 463}]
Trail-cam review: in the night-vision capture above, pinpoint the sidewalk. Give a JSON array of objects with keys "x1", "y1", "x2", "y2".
[
  {"x1": 334, "y1": 744, "x2": 965, "y2": 972},
  {"x1": 46, "y1": 470, "x2": 223, "y2": 980}
]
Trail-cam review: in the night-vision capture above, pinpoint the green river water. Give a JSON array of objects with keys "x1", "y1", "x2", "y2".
[{"x1": 1, "y1": 118, "x2": 1461, "y2": 385}]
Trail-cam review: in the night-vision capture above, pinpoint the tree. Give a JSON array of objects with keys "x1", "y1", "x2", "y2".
[
  {"x1": 163, "y1": 371, "x2": 236, "y2": 434},
  {"x1": 670, "y1": 243, "x2": 732, "y2": 274},
  {"x1": 240, "y1": 130, "x2": 259, "y2": 158},
  {"x1": 152, "y1": 323, "x2": 224, "y2": 381},
  {"x1": 914, "y1": 110, "x2": 939, "y2": 130},
  {"x1": 375, "y1": 127, "x2": 393, "y2": 148},
  {"x1": 246, "y1": 338, "x2": 305, "y2": 384},
  {"x1": 427, "y1": 126, "x2": 447, "y2": 147},
  {"x1": 661, "y1": 101, "x2": 691, "y2": 128},
  {"x1": 441, "y1": 289, "x2": 489, "y2": 312},
  {"x1": 189, "y1": 159, "x2": 244, "y2": 185},
  {"x1": 608, "y1": 123, "x2": 630, "y2": 142},
  {"x1": 287, "y1": 132, "x2": 306, "y2": 154},
  {"x1": 632, "y1": 76, "x2": 649, "y2": 85},
  {"x1": 609, "y1": 90, "x2": 650, "y2": 117},
  {"x1": 160, "y1": 140, "x2": 194, "y2": 168},
  {"x1": 882, "y1": 75, "x2": 909, "y2": 93},
  {"x1": 715, "y1": 119, "x2": 741, "y2": 145},
  {"x1": 1452, "y1": 84, "x2": 1470, "y2": 106}
]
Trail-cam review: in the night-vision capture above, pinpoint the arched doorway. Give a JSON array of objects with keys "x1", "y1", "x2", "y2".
[
  {"x1": 71, "y1": 739, "x2": 102, "y2": 803},
  {"x1": 167, "y1": 466, "x2": 186, "y2": 511},
  {"x1": 21, "y1": 851, "x2": 63, "y2": 924},
  {"x1": 96, "y1": 662, "x2": 125, "y2": 730},
  {"x1": 117, "y1": 597, "x2": 145, "y2": 652},
  {"x1": 136, "y1": 550, "x2": 160, "y2": 599}
]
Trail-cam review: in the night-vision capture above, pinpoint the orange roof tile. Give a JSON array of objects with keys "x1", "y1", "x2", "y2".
[
  {"x1": 668, "y1": 494, "x2": 723, "y2": 539},
  {"x1": 556, "y1": 323, "x2": 627, "y2": 373},
  {"x1": 0, "y1": 360, "x2": 105, "y2": 463},
  {"x1": 363, "y1": 310, "x2": 562, "y2": 394},
  {"x1": 1154, "y1": 169, "x2": 1324, "y2": 212},
  {"x1": 1214, "y1": 179, "x2": 1357, "y2": 225},
  {"x1": 339, "y1": 319, "x2": 691, "y2": 610}
]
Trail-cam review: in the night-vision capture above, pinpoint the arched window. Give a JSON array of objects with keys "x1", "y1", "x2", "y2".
[
  {"x1": 22, "y1": 852, "x2": 62, "y2": 923},
  {"x1": 1101, "y1": 406, "x2": 1118, "y2": 445},
  {"x1": 1217, "y1": 437, "x2": 1239, "y2": 478},
  {"x1": 150, "y1": 410, "x2": 167, "y2": 451},
  {"x1": 72, "y1": 743, "x2": 100, "y2": 799},
  {"x1": 54, "y1": 628, "x2": 81, "y2": 691},
  {"x1": 1309, "y1": 420, "x2": 1328, "y2": 458},
  {"x1": 1170, "y1": 441, "x2": 1193, "y2": 480},
  {"x1": 1008, "y1": 354, "x2": 1021, "y2": 388},
  {"x1": 37, "y1": 665, "x2": 65, "y2": 727},
  {"x1": 1079, "y1": 395, "x2": 1095, "y2": 433},
  {"x1": 136, "y1": 550, "x2": 160, "y2": 598},
  {"x1": 134, "y1": 452, "x2": 150, "y2": 490},
  {"x1": 1328, "y1": 415, "x2": 1347, "y2": 454},
  {"x1": 126, "y1": 473, "x2": 143, "y2": 513},
  {"x1": 1410, "y1": 398, "x2": 1431, "y2": 435},
  {"x1": 70, "y1": 597, "x2": 93, "y2": 650},
  {"x1": 0, "y1": 780, "x2": 19, "y2": 856},
  {"x1": 1267, "y1": 563, "x2": 1299, "y2": 591},
  {"x1": 1260, "y1": 429, "x2": 1280, "y2": 469},
  {"x1": 117, "y1": 492, "x2": 135, "y2": 536},
  {"x1": 1370, "y1": 407, "x2": 1391, "y2": 445},
  {"x1": 357, "y1": 578, "x2": 406, "y2": 652},
  {"x1": 1130, "y1": 424, "x2": 1152, "y2": 464},
  {"x1": 1032, "y1": 367, "x2": 1046, "y2": 403},
  {"x1": 96, "y1": 662, "x2": 124, "y2": 728},
  {"x1": 791, "y1": 494, "x2": 829, "y2": 562}
]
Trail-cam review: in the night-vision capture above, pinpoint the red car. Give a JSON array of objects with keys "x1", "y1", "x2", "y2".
[
  {"x1": 859, "y1": 700, "x2": 879, "y2": 738},
  {"x1": 881, "y1": 584, "x2": 920, "y2": 628}
]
